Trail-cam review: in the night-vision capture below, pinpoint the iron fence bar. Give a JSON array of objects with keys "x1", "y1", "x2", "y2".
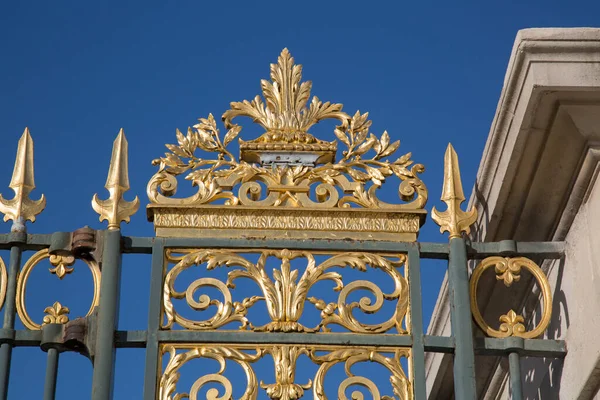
[
  {"x1": 142, "y1": 239, "x2": 165, "y2": 400},
  {"x1": 0, "y1": 233, "x2": 52, "y2": 250},
  {"x1": 155, "y1": 331, "x2": 414, "y2": 347},
  {"x1": 0, "y1": 329, "x2": 40, "y2": 346},
  {"x1": 122, "y1": 236, "x2": 154, "y2": 254},
  {"x1": 91, "y1": 229, "x2": 123, "y2": 400},
  {"x1": 448, "y1": 237, "x2": 477, "y2": 400},
  {"x1": 159, "y1": 237, "x2": 418, "y2": 252},
  {"x1": 474, "y1": 337, "x2": 567, "y2": 357},
  {"x1": 43, "y1": 348, "x2": 59, "y2": 400},
  {"x1": 423, "y1": 335, "x2": 455, "y2": 353},
  {"x1": 468, "y1": 240, "x2": 565, "y2": 258},
  {"x1": 119, "y1": 236, "x2": 566, "y2": 259},
  {"x1": 407, "y1": 245, "x2": 427, "y2": 399},
  {"x1": 0, "y1": 232, "x2": 25, "y2": 400},
  {"x1": 508, "y1": 351, "x2": 523, "y2": 400}
]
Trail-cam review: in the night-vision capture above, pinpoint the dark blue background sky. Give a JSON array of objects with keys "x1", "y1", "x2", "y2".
[{"x1": 0, "y1": 1, "x2": 598, "y2": 398}]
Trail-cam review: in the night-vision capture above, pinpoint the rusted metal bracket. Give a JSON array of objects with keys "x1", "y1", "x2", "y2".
[
  {"x1": 47, "y1": 226, "x2": 103, "y2": 264},
  {"x1": 40, "y1": 308, "x2": 98, "y2": 361}
]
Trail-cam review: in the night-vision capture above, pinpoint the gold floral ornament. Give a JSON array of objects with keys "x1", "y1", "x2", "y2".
[
  {"x1": 0, "y1": 128, "x2": 46, "y2": 227},
  {"x1": 43, "y1": 301, "x2": 70, "y2": 325},
  {"x1": 470, "y1": 256, "x2": 552, "y2": 339},
  {"x1": 159, "y1": 344, "x2": 412, "y2": 400},
  {"x1": 147, "y1": 49, "x2": 427, "y2": 241},
  {"x1": 163, "y1": 249, "x2": 409, "y2": 334}
]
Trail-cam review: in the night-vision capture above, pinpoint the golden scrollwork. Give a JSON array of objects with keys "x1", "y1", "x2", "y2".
[
  {"x1": 147, "y1": 49, "x2": 427, "y2": 213},
  {"x1": 163, "y1": 249, "x2": 409, "y2": 334},
  {"x1": 310, "y1": 348, "x2": 412, "y2": 400},
  {"x1": 469, "y1": 256, "x2": 552, "y2": 339},
  {"x1": 16, "y1": 249, "x2": 101, "y2": 330},
  {"x1": 0, "y1": 256, "x2": 7, "y2": 312},
  {"x1": 159, "y1": 344, "x2": 412, "y2": 400},
  {"x1": 160, "y1": 344, "x2": 262, "y2": 400}
]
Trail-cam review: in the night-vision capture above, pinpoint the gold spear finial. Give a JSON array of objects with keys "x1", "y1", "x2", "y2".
[
  {"x1": 92, "y1": 129, "x2": 139, "y2": 230},
  {"x1": 0, "y1": 128, "x2": 46, "y2": 227},
  {"x1": 432, "y1": 143, "x2": 477, "y2": 239}
]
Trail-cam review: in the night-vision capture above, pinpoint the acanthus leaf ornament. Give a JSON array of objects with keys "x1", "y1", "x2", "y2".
[
  {"x1": 0, "y1": 128, "x2": 46, "y2": 227},
  {"x1": 92, "y1": 129, "x2": 140, "y2": 230},
  {"x1": 432, "y1": 143, "x2": 477, "y2": 239},
  {"x1": 147, "y1": 49, "x2": 428, "y2": 241},
  {"x1": 163, "y1": 249, "x2": 409, "y2": 334}
]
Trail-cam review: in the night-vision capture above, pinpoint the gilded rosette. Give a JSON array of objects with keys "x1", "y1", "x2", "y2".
[{"x1": 147, "y1": 49, "x2": 428, "y2": 241}]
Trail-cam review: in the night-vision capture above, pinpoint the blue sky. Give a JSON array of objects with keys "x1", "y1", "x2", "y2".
[{"x1": 1, "y1": 1, "x2": 599, "y2": 398}]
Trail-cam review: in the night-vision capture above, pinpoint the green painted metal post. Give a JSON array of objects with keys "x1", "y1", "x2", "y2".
[
  {"x1": 143, "y1": 239, "x2": 164, "y2": 400},
  {"x1": 43, "y1": 348, "x2": 60, "y2": 400},
  {"x1": 0, "y1": 230, "x2": 25, "y2": 400},
  {"x1": 91, "y1": 229, "x2": 122, "y2": 400},
  {"x1": 508, "y1": 352, "x2": 523, "y2": 400},
  {"x1": 449, "y1": 237, "x2": 477, "y2": 399},
  {"x1": 407, "y1": 246, "x2": 428, "y2": 398}
]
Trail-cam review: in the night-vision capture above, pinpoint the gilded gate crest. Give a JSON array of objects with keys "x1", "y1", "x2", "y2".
[{"x1": 147, "y1": 49, "x2": 428, "y2": 241}]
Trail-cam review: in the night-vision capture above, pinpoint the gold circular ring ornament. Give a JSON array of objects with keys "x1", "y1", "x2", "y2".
[
  {"x1": 15, "y1": 249, "x2": 101, "y2": 330},
  {"x1": 469, "y1": 256, "x2": 552, "y2": 339}
]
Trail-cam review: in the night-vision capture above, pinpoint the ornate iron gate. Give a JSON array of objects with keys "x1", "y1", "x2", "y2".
[{"x1": 0, "y1": 50, "x2": 566, "y2": 399}]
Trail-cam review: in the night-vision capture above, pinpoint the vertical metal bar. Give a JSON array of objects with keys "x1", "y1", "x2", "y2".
[
  {"x1": 448, "y1": 237, "x2": 477, "y2": 399},
  {"x1": 43, "y1": 348, "x2": 60, "y2": 400},
  {"x1": 143, "y1": 239, "x2": 164, "y2": 400},
  {"x1": 0, "y1": 231, "x2": 25, "y2": 400},
  {"x1": 91, "y1": 229, "x2": 122, "y2": 400},
  {"x1": 407, "y1": 245, "x2": 428, "y2": 399},
  {"x1": 508, "y1": 352, "x2": 523, "y2": 400}
]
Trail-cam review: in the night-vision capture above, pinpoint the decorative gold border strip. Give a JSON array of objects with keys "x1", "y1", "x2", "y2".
[{"x1": 149, "y1": 205, "x2": 425, "y2": 242}]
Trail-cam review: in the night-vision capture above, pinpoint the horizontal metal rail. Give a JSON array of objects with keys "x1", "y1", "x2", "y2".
[
  {"x1": 0, "y1": 328, "x2": 567, "y2": 358},
  {"x1": 0, "y1": 234, "x2": 566, "y2": 260}
]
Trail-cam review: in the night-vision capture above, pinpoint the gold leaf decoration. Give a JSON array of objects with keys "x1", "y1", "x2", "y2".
[{"x1": 148, "y1": 49, "x2": 427, "y2": 212}]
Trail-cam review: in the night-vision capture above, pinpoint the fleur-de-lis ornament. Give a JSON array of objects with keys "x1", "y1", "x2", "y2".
[
  {"x1": 92, "y1": 129, "x2": 139, "y2": 230},
  {"x1": 432, "y1": 143, "x2": 477, "y2": 239},
  {"x1": 0, "y1": 128, "x2": 46, "y2": 229}
]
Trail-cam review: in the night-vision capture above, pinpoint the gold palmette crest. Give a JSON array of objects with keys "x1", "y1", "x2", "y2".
[
  {"x1": 92, "y1": 129, "x2": 140, "y2": 230},
  {"x1": 0, "y1": 128, "x2": 46, "y2": 226},
  {"x1": 147, "y1": 49, "x2": 428, "y2": 241},
  {"x1": 431, "y1": 143, "x2": 477, "y2": 239}
]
